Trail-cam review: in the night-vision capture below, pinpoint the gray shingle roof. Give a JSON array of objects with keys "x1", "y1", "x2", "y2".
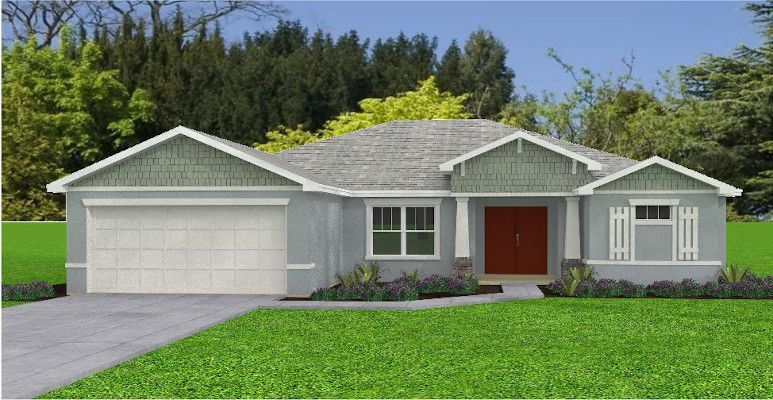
[{"x1": 275, "y1": 119, "x2": 638, "y2": 191}]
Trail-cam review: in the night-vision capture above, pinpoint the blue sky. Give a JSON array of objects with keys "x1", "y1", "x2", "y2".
[{"x1": 221, "y1": 1, "x2": 761, "y2": 96}]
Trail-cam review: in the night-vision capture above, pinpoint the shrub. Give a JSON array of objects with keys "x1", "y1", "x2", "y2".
[
  {"x1": 418, "y1": 274, "x2": 448, "y2": 294},
  {"x1": 706, "y1": 274, "x2": 773, "y2": 299},
  {"x1": 336, "y1": 262, "x2": 382, "y2": 288},
  {"x1": 310, "y1": 282, "x2": 385, "y2": 301},
  {"x1": 355, "y1": 262, "x2": 381, "y2": 283},
  {"x1": 396, "y1": 270, "x2": 421, "y2": 287},
  {"x1": 2, "y1": 281, "x2": 55, "y2": 301},
  {"x1": 446, "y1": 272, "x2": 479, "y2": 295},
  {"x1": 384, "y1": 281, "x2": 419, "y2": 301},
  {"x1": 547, "y1": 274, "x2": 772, "y2": 299},
  {"x1": 720, "y1": 264, "x2": 750, "y2": 283},
  {"x1": 552, "y1": 265, "x2": 594, "y2": 296},
  {"x1": 618, "y1": 280, "x2": 647, "y2": 298},
  {"x1": 646, "y1": 280, "x2": 685, "y2": 298}
]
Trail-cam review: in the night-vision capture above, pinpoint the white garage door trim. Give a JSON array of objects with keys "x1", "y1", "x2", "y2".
[
  {"x1": 83, "y1": 198, "x2": 290, "y2": 207},
  {"x1": 85, "y1": 199, "x2": 289, "y2": 295}
]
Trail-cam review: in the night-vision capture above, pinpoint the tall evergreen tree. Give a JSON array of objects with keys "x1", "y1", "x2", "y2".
[
  {"x1": 368, "y1": 33, "x2": 438, "y2": 97},
  {"x1": 459, "y1": 30, "x2": 515, "y2": 118},
  {"x1": 436, "y1": 39, "x2": 465, "y2": 95}
]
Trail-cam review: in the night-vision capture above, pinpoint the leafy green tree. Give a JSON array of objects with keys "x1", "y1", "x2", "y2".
[
  {"x1": 671, "y1": 2, "x2": 773, "y2": 214},
  {"x1": 2, "y1": 30, "x2": 154, "y2": 220},
  {"x1": 459, "y1": 30, "x2": 515, "y2": 118},
  {"x1": 256, "y1": 76, "x2": 469, "y2": 152}
]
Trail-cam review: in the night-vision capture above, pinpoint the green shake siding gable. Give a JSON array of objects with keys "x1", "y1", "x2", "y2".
[
  {"x1": 596, "y1": 164, "x2": 714, "y2": 191},
  {"x1": 71, "y1": 136, "x2": 300, "y2": 187},
  {"x1": 451, "y1": 140, "x2": 593, "y2": 193}
]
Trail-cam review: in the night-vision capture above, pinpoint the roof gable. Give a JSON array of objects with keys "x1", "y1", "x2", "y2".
[
  {"x1": 69, "y1": 135, "x2": 300, "y2": 188},
  {"x1": 47, "y1": 126, "x2": 317, "y2": 192},
  {"x1": 438, "y1": 130, "x2": 604, "y2": 172},
  {"x1": 574, "y1": 156, "x2": 742, "y2": 197}
]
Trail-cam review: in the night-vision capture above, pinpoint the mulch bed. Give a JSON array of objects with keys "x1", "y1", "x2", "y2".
[{"x1": 281, "y1": 284, "x2": 503, "y2": 301}]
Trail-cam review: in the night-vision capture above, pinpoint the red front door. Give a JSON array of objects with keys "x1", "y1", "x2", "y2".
[{"x1": 484, "y1": 207, "x2": 548, "y2": 274}]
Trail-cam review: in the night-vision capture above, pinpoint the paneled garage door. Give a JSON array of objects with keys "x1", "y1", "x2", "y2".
[{"x1": 86, "y1": 205, "x2": 287, "y2": 294}]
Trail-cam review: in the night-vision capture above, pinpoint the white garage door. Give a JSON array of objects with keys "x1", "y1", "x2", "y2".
[{"x1": 86, "y1": 205, "x2": 287, "y2": 294}]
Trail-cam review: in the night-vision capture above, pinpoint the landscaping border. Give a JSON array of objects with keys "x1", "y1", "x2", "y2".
[{"x1": 269, "y1": 284, "x2": 544, "y2": 310}]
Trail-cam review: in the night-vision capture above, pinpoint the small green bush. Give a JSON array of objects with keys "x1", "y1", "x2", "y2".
[{"x1": 2, "y1": 281, "x2": 54, "y2": 301}]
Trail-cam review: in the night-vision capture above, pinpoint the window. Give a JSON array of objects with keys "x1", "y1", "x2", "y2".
[
  {"x1": 372, "y1": 207, "x2": 401, "y2": 255},
  {"x1": 365, "y1": 200, "x2": 441, "y2": 259},
  {"x1": 406, "y1": 206, "x2": 435, "y2": 255},
  {"x1": 635, "y1": 205, "x2": 671, "y2": 220}
]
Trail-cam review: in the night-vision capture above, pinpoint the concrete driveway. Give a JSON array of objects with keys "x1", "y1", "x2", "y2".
[{"x1": 2, "y1": 294, "x2": 278, "y2": 399}]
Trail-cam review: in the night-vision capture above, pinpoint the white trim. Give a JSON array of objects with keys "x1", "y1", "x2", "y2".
[
  {"x1": 626, "y1": 201, "x2": 679, "y2": 261},
  {"x1": 350, "y1": 190, "x2": 451, "y2": 198},
  {"x1": 439, "y1": 130, "x2": 603, "y2": 172},
  {"x1": 564, "y1": 197, "x2": 581, "y2": 259},
  {"x1": 287, "y1": 263, "x2": 316, "y2": 270},
  {"x1": 571, "y1": 159, "x2": 577, "y2": 175},
  {"x1": 596, "y1": 190, "x2": 718, "y2": 195},
  {"x1": 47, "y1": 126, "x2": 318, "y2": 193},
  {"x1": 449, "y1": 192, "x2": 575, "y2": 197},
  {"x1": 364, "y1": 198, "x2": 442, "y2": 260},
  {"x1": 586, "y1": 260, "x2": 721, "y2": 266},
  {"x1": 65, "y1": 262, "x2": 87, "y2": 269},
  {"x1": 454, "y1": 197, "x2": 470, "y2": 258},
  {"x1": 82, "y1": 198, "x2": 290, "y2": 207},
  {"x1": 68, "y1": 186, "x2": 303, "y2": 192},
  {"x1": 633, "y1": 219, "x2": 674, "y2": 226},
  {"x1": 629, "y1": 199, "x2": 679, "y2": 206},
  {"x1": 363, "y1": 198, "x2": 443, "y2": 207},
  {"x1": 574, "y1": 156, "x2": 742, "y2": 196}
]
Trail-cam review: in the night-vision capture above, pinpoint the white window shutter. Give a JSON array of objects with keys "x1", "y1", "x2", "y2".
[
  {"x1": 609, "y1": 207, "x2": 630, "y2": 260},
  {"x1": 678, "y1": 207, "x2": 699, "y2": 260}
]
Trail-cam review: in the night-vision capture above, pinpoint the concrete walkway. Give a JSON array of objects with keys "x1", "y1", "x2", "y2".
[
  {"x1": 2, "y1": 294, "x2": 278, "y2": 399},
  {"x1": 2, "y1": 285, "x2": 542, "y2": 398}
]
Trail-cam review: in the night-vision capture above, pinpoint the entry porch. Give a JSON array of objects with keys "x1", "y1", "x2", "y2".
[{"x1": 453, "y1": 196, "x2": 581, "y2": 279}]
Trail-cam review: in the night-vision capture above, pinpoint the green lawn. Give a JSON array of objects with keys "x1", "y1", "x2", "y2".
[
  {"x1": 727, "y1": 222, "x2": 773, "y2": 276},
  {"x1": 2, "y1": 222, "x2": 66, "y2": 285},
  {"x1": 43, "y1": 299, "x2": 772, "y2": 399}
]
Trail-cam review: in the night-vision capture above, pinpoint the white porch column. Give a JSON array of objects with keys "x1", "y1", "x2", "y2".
[
  {"x1": 564, "y1": 196, "x2": 581, "y2": 259},
  {"x1": 454, "y1": 197, "x2": 470, "y2": 259}
]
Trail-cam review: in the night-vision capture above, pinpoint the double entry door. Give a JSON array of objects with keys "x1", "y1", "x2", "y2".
[{"x1": 484, "y1": 207, "x2": 548, "y2": 274}]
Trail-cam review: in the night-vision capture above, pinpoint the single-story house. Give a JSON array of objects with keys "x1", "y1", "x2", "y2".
[{"x1": 48, "y1": 120, "x2": 742, "y2": 296}]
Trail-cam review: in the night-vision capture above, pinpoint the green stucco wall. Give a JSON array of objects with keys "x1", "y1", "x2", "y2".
[
  {"x1": 451, "y1": 139, "x2": 593, "y2": 193},
  {"x1": 596, "y1": 164, "x2": 714, "y2": 191},
  {"x1": 72, "y1": 136, "x2": 300, "y2": 187}
]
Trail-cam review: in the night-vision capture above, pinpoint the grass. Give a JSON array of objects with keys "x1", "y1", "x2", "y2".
[
  {"x1": 43, "y1": 298, "x2": 772, "y2": 399},
  {"x1": 2, "y1": 300, "x2": 30, "y2": 307},
  {"x1": 2, "y1": 222, "x2": 66, "y2": 285},
  {"x1": 727, "y1": 222, "x2": 773, "y2": 276}
]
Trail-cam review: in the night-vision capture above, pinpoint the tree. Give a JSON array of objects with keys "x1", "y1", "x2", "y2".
[
  {"x1": 256, "y1": 76, "x2": 469, "y2": 152},
  {"x1": 2, "y1": 30, "x2": 154, "y2": 220},
  {"x1": 436, "y1": 39, "x2": 465, "y2": 95},
  {"x1": 436, "y1": 31, "x2": 515, "y2": 118},
  {"x1": 672, "y1": 1, "x2": 773, "y2": 214},
  {"x1": 2, "y1": 0, "x2": 284, "y2": 48},
  {"x1": 458, "y1": 30, "x2": 515, "y2": 118},
  {"x1": 367, "y1": 33, "x2": 438, "y2": 97}
]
